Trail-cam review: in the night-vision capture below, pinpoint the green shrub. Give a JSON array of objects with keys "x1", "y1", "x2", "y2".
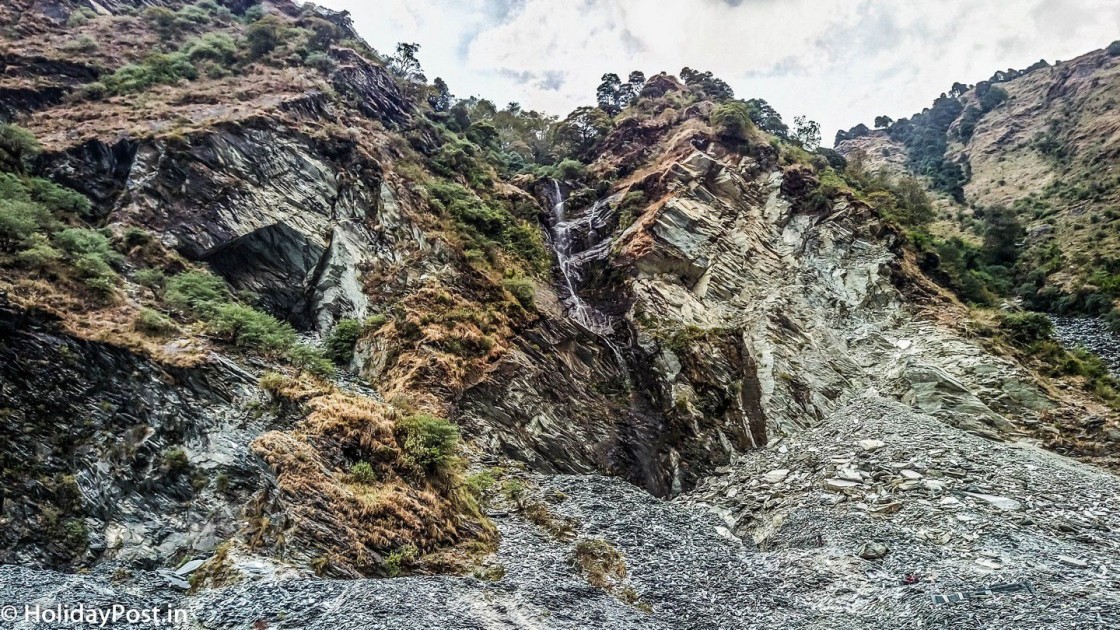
[
  {"x1": 165, "y1": 270, "x2": 229, "y2": 316},
  {"x1": 143, "y1": 6, "x2": 179, "y2": 35},
  {"x1": 455, "y1": 199, "x2": 508, "y2": 237},
  {"x1": 162, "y1": 448, "x2": 190, "y2": 476},
  {"x1": 208, "y1": 303, "x2": 296, "y2": 354},
  {"x1": 26, "y1": 178, "x2": 92, "y2": 216},
  {"x1": 41, "y1": 507, "x2": 88, "y2": 557},
  {"x1": 134, "y1": 308, "x2": 178, "y2": 336},
  {"x1": 304, "y1": 51, "x2": 336, "y2": 73},
  {"x1": 505, "y1": 221, "x2": 549, "y2": 273},
  {"x1": 426, "y1": 181, "x2": 503, "y2": 232},
  {"x1": 662, "y1": 325, "x2": 713, "y2": 356},
  {"x1": 909, "y1": 231, "x2": 1009, "y2": 306},
  {"x1": 182, "y1": 33, "x2": 237, "y2": 64},
  {"x1": 397, "y1": 413, "x2": 460, "y2": 475},
  {"x1": 72, "y1": 253, "x2": 117, "y2": 288},
  {"x1": 382, "y1": 544, "x2": 417, "y2": 577},
  {"x1": 175, "y1": 2, "x2": 215, "y2": 25},
  {"x1": 241, "y1": 5, "x2": 265, "y2": 22},
  {"x1": 365, "y1": 313, "x2": 388, "y2": 330},
  {"x1": 15, "y1": 235, "x2": 62, "y2": 271},
  {"x1": 710, "y1": 102, "x2": 754, "y2": 142},
  {"x1": 141, "y1": 2, "x2": 227, "y2": 35},
  {"x1": 465, "y1": 469, "x2": 497, "y2": 499},
  {"x1": 63, "y1": 518, "x2": 89, "y2": 551},
  {"x1": 66, "y1": 7, "x2": 96, "y2": 27},
  {"x1": 424, "y1": 179, "x2": 549, "y2": 271},
  {"x1": 617, "y1": 190, "x2": 647, "y2": 228},
  {"x1": 131, "y1": 268, "x2": 164, "y2": 294},
  {"x1": 121, "y1": 227, "x2": 153, "y2": 250},
  {"x1": 70, "y1": 249, "x2": 114, "y2": 274},
  {"x1": 52, "y1": 228, "x2": 120, "y2": 295},
  {"x1": 286, "y1": 343, "x2": 335, "y2": 379},
  {"x1": 62, "y1": 35, "x2": 99, "y2": 54},
  {"x1": 54, "y1": 228, "x2": 120, "y2": 263},
  {"x1": 999, "y1": 311, "x2": 1054, "y2": 346},
  {"x1": 258, "y1": 371, "x2": 287, "y2": 395},
  {"x1": 100, "y1": 52, "x2": 197, "y2": 96},
  {"x1": 246, "y1": 16, "x2": 284, "y2": 59},
  {"x1": 324, "y1": 318, "x2": 363, "y2": 365},
  {"x1": 0, "y1": 124, "x2": 41, "y2": 173},
  {"x1": 554, "y1": 159, "x2": 586, "y2": 181},
  {"x1": 350, "y1": 461, "x2": 377, "y2": 484},
  {"x1": 0, "y1": 171, "x2": 28, "y2": 200},
  {"x1": 861, "y1": 175, "x2": 934, "y2": 227},
  {"x1": 430, "y1": 138, "x2": 487, "y2": 184},
  {"x1": 0, "y1": 199, "x2": 56, "y2": 251},
  {"x1": 500, "y1": 478, "x2": 526, "y2": 507},
  {"x1": 502, "y1": 276, "x2": 535, "y2": 309}
]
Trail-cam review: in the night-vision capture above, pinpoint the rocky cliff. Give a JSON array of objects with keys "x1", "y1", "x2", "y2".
[{"x1": 2, "y1": 1, "x2": 1120, "y2": 628}]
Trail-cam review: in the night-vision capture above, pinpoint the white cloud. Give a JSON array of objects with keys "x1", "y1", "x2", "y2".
[{"x1": 317, "y1": 0, "x2": 1120, "y2": 144}]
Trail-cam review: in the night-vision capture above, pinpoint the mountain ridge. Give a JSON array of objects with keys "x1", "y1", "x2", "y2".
[{"x1": 1, "y1": 1, "x2": 1120, "y2": 627}]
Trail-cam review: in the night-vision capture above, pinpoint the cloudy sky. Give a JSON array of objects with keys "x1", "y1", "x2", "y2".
[{"x1": 316, "y1": 0, "x2": 1120, "y2": 145}]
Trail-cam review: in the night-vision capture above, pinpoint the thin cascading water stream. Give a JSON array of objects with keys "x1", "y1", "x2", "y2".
[{"x1": 547, "y1": 181, "x2": 629, "y2": 370}]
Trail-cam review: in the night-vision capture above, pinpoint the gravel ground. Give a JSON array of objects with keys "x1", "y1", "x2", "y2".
[
  {"x1": 685, "y1": 394, "x2": 1120, "y2": 628},
  {"x1": 1052, "y1": 316, "x2": 1120, "y2": 377},
  {"x1": 3, "y1": 395, "x2": 1119, "y2": 629}
]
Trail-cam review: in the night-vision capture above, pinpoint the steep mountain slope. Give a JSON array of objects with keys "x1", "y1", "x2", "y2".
[
  {"x1": 2, "y1": 1, "x2": 1120, "y2": 628},
  {"x1": 837, "y1": 45, "x2": 1120, "y2": 316}
]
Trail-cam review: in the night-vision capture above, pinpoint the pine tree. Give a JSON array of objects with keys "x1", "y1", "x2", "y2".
[{"x1": 596, "y1": 73, "x2": 622, "y2": 116}]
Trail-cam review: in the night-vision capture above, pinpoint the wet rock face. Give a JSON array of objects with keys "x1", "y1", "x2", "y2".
[
  {"x1": 460, "y1": 316, "x2": 686, "y2": 496},
  {"x1": 458, "y1": 321, "x2": 621, "y2": 476},
  {"x1": 620, "y1": 151, "x2": 887, "y2": 448},
  {"x1": 620, "y1": 148, "x2": 1057, "y2": 446},
  {"x1": 0, "y1": 301, "x2": 272, "y2": 570}
]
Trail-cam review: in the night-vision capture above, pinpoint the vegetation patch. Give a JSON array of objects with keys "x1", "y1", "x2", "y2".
[
  {"x1": 249, "y1": 379, "x2": 492, "y2": 578},
  {"x1": 572, "y1": 537, "x2": 649, "y2": 610},
  {"x1": 133, "y1": 308, "x2": 178, "y2": 336},
  {"x1": 573, "y1": 538, "x2": 627, "y2": 588},
  {"x1": 188, "y1": 542, "x2": 242, "y2": 592},
  {"x1": 996, "y1": 312, "x2": 1120, "y2": 406},
  {"x1": 423, "y1": 179, "x2": 549, "y2": 274},
  {"x1": 324, "y1": 318, "x2": 364, "y2": 365}
]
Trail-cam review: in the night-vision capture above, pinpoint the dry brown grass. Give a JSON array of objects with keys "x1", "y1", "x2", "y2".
[
  {"x1": 26, "y1": 69, "x2": 322, "y2": 149},
  {"x1": 251, "y1": 379, "x2": 494, "y2": 577},
  {"x1": 571, "y1": 537, "x2": 650, "y2": 611},
  {"x1": 522, "y1": 501, "x2": 578, "y2": 541},
  {"x1": 0, "y1": 274, "x2": 211, "y2": 367},
  {"x1": 573, "y1": 538, "x2": 626, "y2": 588},
  {"x1": 362, "y1": 285, "x2": 518, "y2": 409},
  {"x1": 188, "y1": 541, "x2": 241, "y2": 592}
]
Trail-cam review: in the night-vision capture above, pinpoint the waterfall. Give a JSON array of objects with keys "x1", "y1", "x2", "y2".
[{"x1": 548, "y1": 180, "x2": 617, "y2": 338}]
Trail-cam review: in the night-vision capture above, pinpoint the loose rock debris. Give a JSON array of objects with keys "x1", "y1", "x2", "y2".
[
  {"x1": 929, "y1": 581, "x2": 1035, "y2": 605},
  {"x1": 3, "y1": 395, "x2": 1120, "y2": 629}
]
